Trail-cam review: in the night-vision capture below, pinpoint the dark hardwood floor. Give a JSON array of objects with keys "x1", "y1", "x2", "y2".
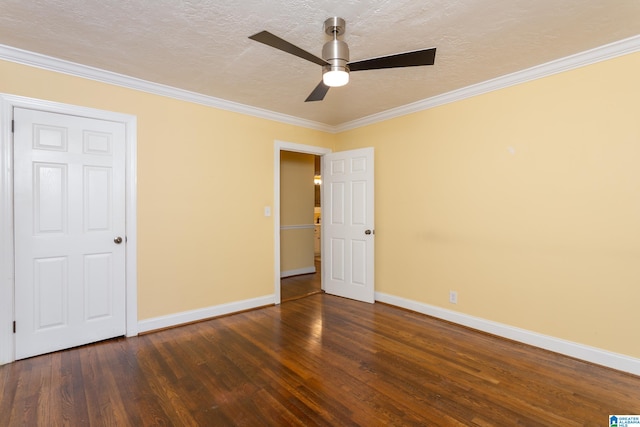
[
  {"x1": 281, "y1": 257, "x2": 322, "y2": 302},
  {"x1": 1, "y1": 293, "x2": 639, "y2": 426}
]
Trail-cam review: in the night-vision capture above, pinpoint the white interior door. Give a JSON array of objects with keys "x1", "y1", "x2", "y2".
[
  {"x1": 13, "y1": 107, "x2": 126, "y2": 359},
  {"x1": 322, "y1": 147, "x2": 374, "y2": 303}
]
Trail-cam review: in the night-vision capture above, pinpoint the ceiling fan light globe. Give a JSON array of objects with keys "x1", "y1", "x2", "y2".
[{"x1": 323, "y1": 70, "x2": 349, "y2": 87}]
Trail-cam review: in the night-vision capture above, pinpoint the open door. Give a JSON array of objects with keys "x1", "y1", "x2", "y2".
[{"x1": 322, "y1": 147, "x2": 374, "y2": 303}]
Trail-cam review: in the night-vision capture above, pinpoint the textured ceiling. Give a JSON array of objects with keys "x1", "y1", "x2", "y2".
[{"x1": 0, "y1": 0, "x2": 639, "y2": 126}]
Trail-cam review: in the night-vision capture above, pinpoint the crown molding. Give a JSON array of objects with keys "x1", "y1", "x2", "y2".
[
  {"x1": 336, "y1": 34, "x2": 640, "y2": 133},
  {"x1": 2, "y1": 34, "x2": 639, "y2": 134},
  {"x1": 0, "y1": 44, "x2": 334, "y2": 133}
]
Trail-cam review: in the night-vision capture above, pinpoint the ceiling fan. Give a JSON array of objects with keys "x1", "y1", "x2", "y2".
[{"x1": 249, "y1": 17, "x2": 437, "y2": 102}]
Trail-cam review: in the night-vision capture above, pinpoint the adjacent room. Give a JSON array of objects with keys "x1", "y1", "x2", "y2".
[{"x1": 1, "y1": 1, "x2": 639, "y2": 424}]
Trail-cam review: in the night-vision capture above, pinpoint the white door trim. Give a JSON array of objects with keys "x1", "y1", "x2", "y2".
[
  {"x1": 0, "y1": 94, "x2": 138, "y2": 364},
  {"x1": 274, "y1": 140, "x2": 331, "y2": 304}
]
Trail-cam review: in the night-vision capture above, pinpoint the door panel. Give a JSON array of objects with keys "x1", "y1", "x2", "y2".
[
  {"x1": 34, "y1": 256, "x2": 68, "y2": 329},
  {"x1": 323, "y1": 147, "x2": 374, "y2": 303},
  {"x1": 330, "y1": 238, "x2": 345, "y2": 281},
  {"x1": 84, "y1": 253, "x2": 113, "y2": 320},
  {"x1": 34, "y1": 163, "x2": 67, "y2": 233},
  {"x1": 14, "y1": 107, "x2": 126, "y2": 359},
  {"x1": 85, "y1": 166, "x2": 112, "y2": 231}
]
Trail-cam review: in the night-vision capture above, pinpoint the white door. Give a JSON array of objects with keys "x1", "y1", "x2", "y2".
[
  {"x1": 13, "y1": 107, "x2": 126, "y2": 359},
  {"x1": 322, "y1": 147, "x2": 374, "y2": 303}
]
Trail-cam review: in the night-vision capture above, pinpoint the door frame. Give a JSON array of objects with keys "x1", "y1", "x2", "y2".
[
  {"x1": 274, "y1": 140, "x2": 331, "y2": 304},
  {"x1": 0, "y1": 94, "x2": 138, "y2": 364}
]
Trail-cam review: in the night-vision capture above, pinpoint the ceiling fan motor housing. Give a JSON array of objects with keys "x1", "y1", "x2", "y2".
[{"x1": 322, "y1": 17, "x2": 349, "y2": 74}]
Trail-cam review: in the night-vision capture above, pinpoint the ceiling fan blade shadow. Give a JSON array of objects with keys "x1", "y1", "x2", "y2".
[
  {"x1": 348, "y1": 47, "x2": 436, "y2": 71},
  {"x1": 305, "y1": 81, "x2": 330, "y2": 102},
  {"x1": 249, "y1": 31, "x2": 328, "y2": 66}
]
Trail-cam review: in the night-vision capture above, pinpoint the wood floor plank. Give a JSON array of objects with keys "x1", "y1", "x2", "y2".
[
  {"x1": 1, "y1": 293, "x2": 640, "y2": 426},
  {"x1": 281, "y1": 257, "x2": 322, "y2": 302}
]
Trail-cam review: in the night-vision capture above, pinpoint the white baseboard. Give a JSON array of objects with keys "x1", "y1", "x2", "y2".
[
  {"x1": 375, "y1": 292, "x2": 640, "y2": 377},
  {"x1": 281, "y1": 266, "x2": 316, "y2": 278},
  {"x1": 137, "y1": 294, "x2": 275, "y2": 334}
]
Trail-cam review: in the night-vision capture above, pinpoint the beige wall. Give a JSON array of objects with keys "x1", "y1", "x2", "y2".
[
  {"x1": 280, "y1": 151, "x2": 315, "y2": 274},
  {"x1": 2, "y1": 49, "x2": 639, "y2": 359},
  {"x1": 335, "y1": 52, "x2": 640, "y2": 358},
  {"x1": 0, "y1": 59, "x2": 334, "y2": 320}
]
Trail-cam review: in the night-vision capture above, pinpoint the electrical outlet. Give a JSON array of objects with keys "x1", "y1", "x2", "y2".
[{"x1": 449, "y1": 290, "x2": 458, "y2": 304}]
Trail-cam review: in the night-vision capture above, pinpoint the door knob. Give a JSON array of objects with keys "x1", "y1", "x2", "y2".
[
  {"x1": 365, "y1": 229, "x2": 372, "y2": 235},
  {"x1": 114, "y1": 236, "x2": 123, "y2": 244}
]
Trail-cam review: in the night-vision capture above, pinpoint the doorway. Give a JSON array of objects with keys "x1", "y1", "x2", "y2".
[
  {"x1": 273, "y1": 141, "x2": 330, "y2": 304},
  {"x1": 280, "y1": 152, "x2": 322, "y2": 302}
]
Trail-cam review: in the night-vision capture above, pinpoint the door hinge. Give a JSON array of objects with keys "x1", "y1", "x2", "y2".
[
  {"x1": 13, "y1": 321, "x2": 16, "y2": 333},
  {"x1": 12, "y1": 119, "x2": 15, "y2": 133}
]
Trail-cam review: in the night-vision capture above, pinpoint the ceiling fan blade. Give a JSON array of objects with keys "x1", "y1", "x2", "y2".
[
  {"x1": 305, "y1": 81, "x2": 330, "y2": 102},
  {"x1": 348, "y1": 47, "x2": 436, "y2": 72},
  {"x1": 249, "y1": 31, "x2": 329, "y2": 66}
]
